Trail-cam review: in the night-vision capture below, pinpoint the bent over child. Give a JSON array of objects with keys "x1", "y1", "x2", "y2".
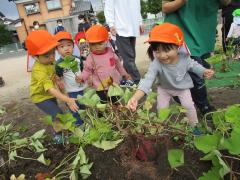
[
  {"x1": 25, "y1": 30, "x2": 79, "y2": 143},
  {"x1": 127, "y1": 23, "x2": 214, "y2": 129}
]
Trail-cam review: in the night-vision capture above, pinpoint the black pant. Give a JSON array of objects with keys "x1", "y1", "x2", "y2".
[
  {"x1": 189, "y1": 56, "x2": 213, "y2": 114},
  {"x1": 116, "y1": 35, "x2": 141, "y2": 84},
  {"x1": 96, "y1": 90, "x2": 119, "y2": 104}
]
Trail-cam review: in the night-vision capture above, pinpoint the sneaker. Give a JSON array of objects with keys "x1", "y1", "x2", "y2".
[
  {"x1": 53, "y1": 134, "x2": 65, "y2": 145},
  {"x1": 120, "y1": 79, "x2": 135, "y2": 88},
  {"x1": 192, "y1": 127, "x2": 202, "y2": 136}
]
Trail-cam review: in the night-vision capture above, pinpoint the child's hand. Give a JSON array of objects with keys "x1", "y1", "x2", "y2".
[
  {"x1": 203, "y1": 69, "x2": 214, "y2": 79},
  {"x1": 67, "y1": 98, "x2": 79, "y2": 112},
  {"x1": 125, "y1": 74, "x2": 132, "y2": 80},
  {"x1": 75, "y1": 75, "x2": 83, "y2": 83},
  {"x1": 127, "y1": 97, "x2": 138, "y2": 111}
]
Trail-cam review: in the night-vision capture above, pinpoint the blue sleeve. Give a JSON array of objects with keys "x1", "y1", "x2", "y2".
[{"x1": 55, "y1": 59, "x2": 64, "y2": 77}]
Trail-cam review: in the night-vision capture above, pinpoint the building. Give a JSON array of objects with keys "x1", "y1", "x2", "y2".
[{"x1": 12, "y1": 0, "x2": 94, "y2": 42}]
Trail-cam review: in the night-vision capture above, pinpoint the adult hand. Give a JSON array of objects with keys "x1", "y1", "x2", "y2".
[
  {"x1": 140, "y1": 25, "x2": 145, "y2": 35},
  {"x1": 110, "y1": 26, "x2": 117, "y2": 36},
  {"x1": 203, "y1": 69, "x2": 215, "y2": 79},
  {"x1": 126, "y1": 97, "x2": 138, "y2": 111},
  {"x1": 67, "y1": 98, "x2": 79, "y2": 112}
]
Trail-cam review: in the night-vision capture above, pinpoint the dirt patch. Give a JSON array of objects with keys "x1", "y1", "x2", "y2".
[{"x1": 1, "y1": 87, "x2": 240, "y2": 179}]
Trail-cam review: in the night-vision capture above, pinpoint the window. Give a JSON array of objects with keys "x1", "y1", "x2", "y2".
[
  {"x1": 46, "y1": 0, "x2": 61, "y2": 10},
  {"x1": 24, "y1": 3, "x2": 40, "y2": 15}
]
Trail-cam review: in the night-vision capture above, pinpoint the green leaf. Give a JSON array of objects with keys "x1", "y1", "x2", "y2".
[
  {"x1": 123, "y1": 88, "x2": 134, "y2": 104},
  {"x1": 12, "y1": 138, "x2": 28, "y2": 146},
  {"x1": 198, "y1": 167, "x2": 221, "y2": 180},
  {"x1": 222, "y1": 130, "x2": 240, "y2": 155},
  {"x1": 92, "y1": 139, "x2": 123, "y2": 151},
  {"x1": 91, "y1": 94, "x2": 101, "y2": 106},
  {"x1": 84, "y1": 88, "x2": 96, "y2": 99},
  {"x1": 31, "y1": 129, "x2": 46, "y2": 140},
  {"x1": 200, "y1": 150, "x2": 222, "y2": 161},
  {"x1": 108, "y1": 85, "x2": 124, "y2": 97},
  {"x1": 96, "y1": 104, "x2": 107, "y2": 112},
  {"x1": 79, "y1": 147, "x2": 88, "y2": 165},
  {"x1": 225, "y1": 105, "x2": 240, "y2": 124},
  {"x1": 9, "y1": 150, "x2": 17, "y2": 161},
  {"x1": 41, "y1": 116, "x2": 53, "y2": 125},
  {"x1": 168, "y1": 149, "x2": 184, "y2": 168},
  {"x1": 80, "y1": 163, "x2": 93, "y2": 179},
  {"x1": 158, "y1": 108, "x2": 171, "y2": 121},
  {"x1": 194, "y1": 133, "x2": 221, "y2": 153},
  {"x1": 37, "y1": 154, "x2": 51, "y2": 166},
  {"x1": 30, "y1": 139, "x2": 47, "y2": 153}
]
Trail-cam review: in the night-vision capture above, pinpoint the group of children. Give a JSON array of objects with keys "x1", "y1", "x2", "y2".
[{"x1": 26, "y1": 22, "x2": 214, "y2": 143}]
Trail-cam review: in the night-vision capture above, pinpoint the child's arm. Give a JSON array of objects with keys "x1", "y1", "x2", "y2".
[
  {"x1": 48, "y1": 88, "x2": 79, "y2": 112},
  {"x1": 162, "y1": 0, "x2": 187, "y2": 14},
  {"x1": 76, "y1": 56, "x2": 93, "y2": 83},
  {"x1": 127, "y1": 60, "x2": 159, "y2": 111},
  {"x1": 187, "y1": 57, "x2": 214, "y2": 79},
  {"x1": 127, "y1": 90, "x2": 145, "y2": 111}
]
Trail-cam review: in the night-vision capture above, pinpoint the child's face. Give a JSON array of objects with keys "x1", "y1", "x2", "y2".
[
  {"x1": 57, "y1": 39, "x2": 74, "y2": 57},
  {"x1": 154, "y1": 46, "x2": 179, "y2": 64},
  {"x1": 89, "y1": 41, "x2": 106, "y2": 54},
  {"x1": 38, "y1": 49, "x2": 55, "y2": 64}
]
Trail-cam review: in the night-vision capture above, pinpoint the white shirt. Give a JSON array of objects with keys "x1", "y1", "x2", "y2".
[
  {"x1": 104, "y1": 0, "x2": 143, "y2": 37},
  {"x1": 227, "y1": 16, "x2": 240, "y2": 38}
]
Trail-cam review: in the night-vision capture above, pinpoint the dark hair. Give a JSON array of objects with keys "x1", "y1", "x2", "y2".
[
  {"x1": 78, "y1": 14, "x2": 86, "y2": 21},
  {"x1": 57, "y1": 19, "x2": 62, "y2": 23},
  {"x1": 33, "y1": 21, "x2": 39, "y2": 26},
  {"x1": 147, "y1": 42, "x2": 178, "y2": 60}
]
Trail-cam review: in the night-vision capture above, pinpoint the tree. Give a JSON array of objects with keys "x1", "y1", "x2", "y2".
[
  {"x1": 147, "y1": 0, "x2": 162, "y2": 17},
  {"x1": 0, "y1": 24, "x2": 13, "y2": 46},
  {"x1": 96, "y1": 11, "x2": 105, "y2": 25},
  {"x1": 141, "y1": 0, "x2": 148, "y2": 19}
]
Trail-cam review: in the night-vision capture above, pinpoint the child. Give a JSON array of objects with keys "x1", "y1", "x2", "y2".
[
  {"x1": 76, "y1": 25, "x2": 132, "y2": 102},
  {"x1": 127, "y1": 23, "x2": 214, "y2": 128},
  {"x1": 25, "y1": 30, "x2": 79, "y2": 143},
  {"x1": 227, "y1": 8, "x2": 240, "y2": 59},
  {"x1": 54, "y1": 31, "x2": 87, "y2": 125}
]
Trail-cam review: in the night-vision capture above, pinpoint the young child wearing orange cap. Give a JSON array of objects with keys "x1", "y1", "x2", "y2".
[
  {"x1": 76, "y1": 25, "x2": 131, "y2": 102},
  {"x1": 127, "y1": 23, "x2": 214, "y2": 133},
  {"x1": 54, "y1": 31, "x2": 87, "y2": 125},
  {"x1": 25, "y1": 30, "x2": 79, "y2": 143}
]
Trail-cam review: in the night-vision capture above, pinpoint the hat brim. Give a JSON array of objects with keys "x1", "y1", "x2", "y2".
[
  {"x1": 36, "y1": 41, "x2": 60, "y2": 55},
  {"x1": 144, "y1": 38, "x2": 182, "y2": 46}
]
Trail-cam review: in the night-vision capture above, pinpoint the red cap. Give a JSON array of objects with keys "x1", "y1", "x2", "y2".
[
  {"x1": 26, "y1": 30, "x2": 59, "y2": 55},
  {"x1": 86, "y1": 25, "x2": 108, "y2": 43},
  {"x1": 146, "y1": 23, "x2": 184, "y2": 46},
  {"x1": 54, "y1": 31, "x2": 73, "y2": 42}
]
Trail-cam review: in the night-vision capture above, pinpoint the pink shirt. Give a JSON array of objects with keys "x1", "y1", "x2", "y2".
[{"x1": 81, "y1": 47, "x2": 128, "y2": 90}]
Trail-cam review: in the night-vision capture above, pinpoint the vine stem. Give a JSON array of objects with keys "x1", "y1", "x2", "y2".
[{"x1": 222, "y1": 155, "x2": 240, "y2": 161}]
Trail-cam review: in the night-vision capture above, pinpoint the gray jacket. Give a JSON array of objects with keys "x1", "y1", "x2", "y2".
[{"x1": 138, "y1": 53, "x2": 206, "y2": 94}]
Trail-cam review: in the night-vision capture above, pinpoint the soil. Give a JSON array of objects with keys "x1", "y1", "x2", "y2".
[{"x1": 0, "y1": 87, "x2": 240, "y2": 180}]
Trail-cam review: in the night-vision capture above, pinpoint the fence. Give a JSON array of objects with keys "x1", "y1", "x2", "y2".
[
  {"x1": 0, "y1": 42, "x2": 24, "y2": 55},
  {"x1": 142, "y1": 17, "x2": 164, "y2": 34}
]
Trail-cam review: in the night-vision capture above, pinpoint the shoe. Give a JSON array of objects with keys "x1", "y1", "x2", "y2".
[
  {"x1": 120, "y1": 79, "x2": 135, "y2": 88},
  {"x1": 0, "y1": 77, "x2": 5, "y2": 87},
  {"x1": 192, "y1": 127, "x2": 202, "y2": 136},
  {"x1": 53, "y1": 134, "x2": 65, "y2": 145}
]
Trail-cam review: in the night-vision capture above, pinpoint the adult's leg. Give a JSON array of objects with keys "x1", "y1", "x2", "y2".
[
  {"x1": 35, "y1": 98, "x2": 63, "y2": 119},
  {"x1": 189, "y1": 56, "x2": 214, "y2": 115},
  {"x1": 116, "y1": 35, "x2": 141, "y2": 84},
  {"x1": 178, "y1": 89, "x2": 198, "y2": 126}
]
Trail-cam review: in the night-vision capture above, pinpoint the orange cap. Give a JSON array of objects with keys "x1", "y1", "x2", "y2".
[
  {"x1": 54, "y1": 31, "x2": 73, "y2": 42},
  {"x1": 146, "y1": 23, "x2": 184, "y2": 46},
  {"x1": 26, "y1": 30, "x2": 59, "y2": 55},
  {"x1": 85, "y1": 25, "x2": 108, "y2": 43}
]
